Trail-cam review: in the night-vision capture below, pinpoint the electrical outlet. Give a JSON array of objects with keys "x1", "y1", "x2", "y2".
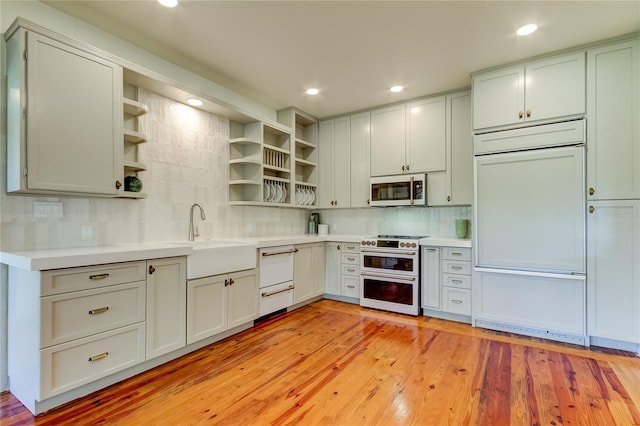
[
  {"x1": 81, "y1": 225, "x2": 95, "y2": 241},
  {"x1": 33, "y1": 201, "x2": 63, "y2": 218}
]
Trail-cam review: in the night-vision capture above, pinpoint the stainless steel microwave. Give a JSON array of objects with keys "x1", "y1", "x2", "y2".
[{"x1": 370, "y1": 174, "x2": 426, "y2": 207}]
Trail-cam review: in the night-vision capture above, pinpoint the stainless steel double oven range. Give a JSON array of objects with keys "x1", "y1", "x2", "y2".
[{"x1": 360, "y1": 235, "x2": 424, "y2": 316}]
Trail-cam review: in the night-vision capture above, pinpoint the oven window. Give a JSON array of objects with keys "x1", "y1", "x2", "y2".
[
  {"x1": 371, "y1": 182, "x2": 410, "y2": 202},
  {"x1": 363, "y1": 279, "x2": 414, "y2": 305},
  {"x1": 363, "y1": 255, "x2": 415, "y2": 272}
]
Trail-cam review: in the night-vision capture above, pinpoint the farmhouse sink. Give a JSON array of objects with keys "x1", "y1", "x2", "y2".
[{"x1": 179, "y1": 239, "x2": 257, "y2": 279}]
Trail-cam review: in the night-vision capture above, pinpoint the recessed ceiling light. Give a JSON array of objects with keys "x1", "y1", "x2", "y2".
[
  {"x1": 186, "y1": 98, "x2": 203, "y2": 107},
  {"x1": 157, "y1": 0, "x2": 178, "y2": 7},
  {"x1": 306, "y1": 88, "x2": 319, "y2": 95},
  {"x1": 517, "y1": 24, "x2": 538, "y2": 36},
  {"x1": 390, "y1": 85, "x2": 404, "y2": 93}
]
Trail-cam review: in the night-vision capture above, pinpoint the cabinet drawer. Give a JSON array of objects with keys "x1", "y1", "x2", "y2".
[
  {"x1": 41, "y1": 261, "x2": 147, "y2": 296},
  {"x1": 39, "y1": 323, "x2": 145, "y2": 399},
  {"x1": 442, "y1": 247, "x2": 471, "y2": 261},
  {"x1": 341, "y1": 276, "x2": 360, "y2": 299},
  {"x1": 341, "y1": 253, "x2": 359, "y2": 265},
  {"x1": 40, "y1": 281, "x2": 146, "y2": 348},
  {"x1": 341, "y1": 264, "x2": 360, "y2": 276},
  {"x1": 441, "y1": 287, "x2": 471, "y2": 315},
  {"x1": 341, "y1": 243, "x2": 360, "y2": 253},
  {"x1": 441, "y1": 260, "x2": 471, "y2": 275},
  {"x1": 441, "y1": 273, "x2": 472, "y2": 289}
]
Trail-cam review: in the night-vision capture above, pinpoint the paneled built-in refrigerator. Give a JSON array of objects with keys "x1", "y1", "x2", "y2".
[{"x1": 473, "y1": 119, "x2": 587, "y2": 345}]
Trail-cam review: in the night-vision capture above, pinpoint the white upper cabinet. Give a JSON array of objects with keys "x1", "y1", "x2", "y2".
[
  {"x1": 406, "y1": 96, "x2": 446, "y2": 173},
  {"x1": 349, "y1": 112, "x2": 371, "y2": 208},
  {"x1": 371, "y1": 97, "x2": 446, "y2": 177},
  {"x1": 586, "y1": 39, "x2": 640, "y2": 200},
  {"x1": 318, "y1": 118, "x2": 350, "y2": 208},
  {"x1": 428, "y1": 91, "x2": 472, "y2": 206},
  {"x1": 370, "y1": 104, "x2": 406, "y2": 176},
  {"x1": 473, "y1": 52, "x2": 585, "y2": 131},
  {"x1": 6, "y1": 28, "x2": 123, "y2": 196}
]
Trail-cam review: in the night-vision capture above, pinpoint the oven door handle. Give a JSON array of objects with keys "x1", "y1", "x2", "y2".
[
  {"x1": 360, "y1": 249, "x2": 417, "y2": 256},
  {"x1": 361, "y1": 272, "x2": 417, "y2": 282}
]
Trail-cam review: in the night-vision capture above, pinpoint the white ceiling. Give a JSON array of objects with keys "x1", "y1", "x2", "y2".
[{"x1": 45, "y1": 1, "x2": 640, "y2": 119}]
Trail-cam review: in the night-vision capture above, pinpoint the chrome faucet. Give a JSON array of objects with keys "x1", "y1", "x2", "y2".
[{"x1": 189, "y1": 203, "x2": 206, "y2": 241}]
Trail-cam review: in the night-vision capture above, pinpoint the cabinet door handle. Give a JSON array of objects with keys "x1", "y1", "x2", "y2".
[
  {"x1": 89, "y1": 307, "x2": 109, "y2": 315},
  {"x1": 451, "y1": 299, "x2": 463, "y2": 304},
  {"x1": 447, "y1": 196, "x2": 451, "y2": 202},
  {"x1": 589, "y1": 187, "x2": 595, "y2": 196},
  {"x1": 88, "y1": 352, "x2": 109, "y2": 362},
  {"x1": 401, "y1": 165, "x2": 405, "y2": 172},
  {"x1": 225, "y1": 279, "x2": 229, "y2": 286},
  {"x1": 347, "y1": 285, "x2": 356, "y2": 289},
  {"x1": 519, "y1": 111, "x2": 524, "y2": 119},
  {"x1": 229, "y1": 278, "x2": 235, "y2": 285},
  {"x1": 406, "y1": 164, "x2": 410, "y2": 171},
  {"x1": 89, "y1": 273, "x2": 110, "y2": 280},
  {"x1": 148, "y1": 265, "x2": 156, "y2": 275},
  {"x1": 115, "y1": 180, "x2": 122, "y2": 190},
  {"x1": 589, "y1": 206, "x2": 595, "y2": 214},
  {"x1": 426, "y1": 248, "x2": 437, "y2": 252},
  {"x1": 526, "y1": 110, "x2": 531, "y2": 118}
]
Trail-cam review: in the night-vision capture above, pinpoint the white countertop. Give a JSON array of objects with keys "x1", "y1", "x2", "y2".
[
  {"x1": 0, "y1": 242, "x2": 194, "y2": 271},
  {"x1": 0, "y1": 234, "x2": 470, "y2": 271},
  {"x1": 419, "y1": 237, "x2": 472, "y2": 248}
]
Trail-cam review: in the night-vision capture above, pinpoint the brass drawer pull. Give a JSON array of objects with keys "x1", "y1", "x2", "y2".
[
  {"x1": 88, "y1": 352, "x2": 109, "y2": 362},
  {"x1": 89, "y1": 307, "x2": 109, "y2": 315},
  {"x1": 89, "y1": 273, "x2": 110, "y2": 280}
]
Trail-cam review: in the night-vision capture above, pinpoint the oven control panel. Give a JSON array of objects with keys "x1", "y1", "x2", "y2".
[{"x1": 360, "y1": 239, "x2": 419, "y2": 249}]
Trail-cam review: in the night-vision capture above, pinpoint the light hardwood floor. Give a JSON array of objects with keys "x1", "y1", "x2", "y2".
[{"x1": 2, "y1": 299, "x2": 639, "y2": 425}]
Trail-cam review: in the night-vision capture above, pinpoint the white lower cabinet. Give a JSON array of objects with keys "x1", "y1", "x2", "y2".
[
  {"x1": 325, "y1": 241, "x2": 360, "y2": 301},
  {"x1": 146, "y1": 257, "x2": 187, "y2": 360},
  {"x1": 421, "y1": 245, "x2": 472, "y2": 321},
  {"x1": 7, "y1": 259, "x2": 168, "y2": 414},
  {"x1": 40, "y1": 323, "x2": 145, "y2": 400},
  {"x1": 587, "y1": 200, "x2": 640, "y2": 348},
  {"x1": 187, "y1": 269, "x2": 258, "y2": 345},
  {"x1": 421, "y1": 247, "x2": 441, "y2": 309},
  {"x1": 293, "y1": 242, "x2": 326, "y2": 304}
]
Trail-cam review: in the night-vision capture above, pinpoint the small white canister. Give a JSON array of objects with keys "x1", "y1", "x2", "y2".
[{"x1": 318, "y1": 224, "x2": 329, "y2": 235}]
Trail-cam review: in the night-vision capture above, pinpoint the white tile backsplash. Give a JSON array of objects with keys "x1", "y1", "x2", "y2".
[
  {"x1": 317, "y1": 206, "x2": 472, "y2": 239},
  {"x1": 0, "y1": 89, "x2": 307, "y2": 251},
  {"x1": 0, "y1": 87, "x2": 470, "y2": 252}
]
